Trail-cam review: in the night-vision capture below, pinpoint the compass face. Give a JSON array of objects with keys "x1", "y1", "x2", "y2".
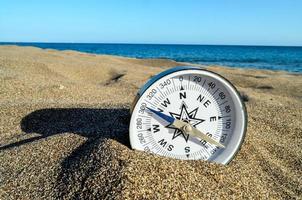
[{"x1": 129, "y1": 66, "x2": 247, "y2": 164}]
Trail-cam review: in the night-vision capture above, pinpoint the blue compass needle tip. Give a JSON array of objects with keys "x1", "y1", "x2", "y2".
[{"x1": 146, "y1": 107, "x2": 175, "y2": 124}]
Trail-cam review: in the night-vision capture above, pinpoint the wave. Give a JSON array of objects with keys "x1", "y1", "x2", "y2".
[
  {"x1": 176, "y1": 57, "x2": 302, "y2": 66},
  {"x1": 176, "y1": 58, "x2": 267, "y2": 63}
]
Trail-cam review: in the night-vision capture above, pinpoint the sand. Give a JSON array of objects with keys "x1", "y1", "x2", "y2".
[{"x1": 0, "y1": 45, "x2": 301, "y2": 199}]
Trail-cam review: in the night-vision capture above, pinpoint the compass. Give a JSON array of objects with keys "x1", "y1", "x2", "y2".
[{"x1": 129, "y1": 66, "x2": 247, "y2": 164}]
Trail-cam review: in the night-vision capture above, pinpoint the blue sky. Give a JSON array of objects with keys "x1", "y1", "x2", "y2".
[{"x1": 0, "y1": 0, "x2": 301, "y2": 45}]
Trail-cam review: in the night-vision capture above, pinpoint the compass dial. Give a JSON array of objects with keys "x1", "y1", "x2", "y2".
[{"x1": 129, "y1": 66, "x2": 247, "y2": 164}]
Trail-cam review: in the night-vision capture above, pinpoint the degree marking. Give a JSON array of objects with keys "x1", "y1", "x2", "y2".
[
  {"x1": 172, "y1": 78, "x2": 176, "y2": 90},
  {"x1": 144, "y1": 135, "x2": 152, "y2": 139},
  {"x1": 138, "y1": 115, "x2": 150, "y2": 118},
  {"x1": 198, "y1": 148, "x2": 211, "y2": 158},
  {"x1": 158, "y1": 148, "x2": 165, "y2": 156},
  {"x1": 170, "y1": 87, "x2": 174, "y2": 93},
  {"x1": 149, "y1": 137, "x2": 160, "y2": 150},
  {"x1": 154, "y1": 96, "x2": 161, "y2": 103},
  {"x1": 164, "y1": 90, "x2": 169, "y2": 96},
  {"x1": 144, "y1": 100, "x2": 157, "y2": 108},
  {"x1": 198, "y1": 85, "x2": 203, "y2": 93},
  {"x1": 167, "y1": 87, "x2": 172, "y2": 95},
  {"x1": 156, "y1": 86, "x2": 165, "y2": 99},
  {"x1": 195, "y1": 83, "x2": 199, "y2": 90},
  {"x1": 215, "y1": 96, "x2": 221, "y2": 101},
  {"x1": 219, "y1": 115, "x2": 231, "y2": 119},
  {"x1": 143, "y1": 141, "x2": 152, "y2": 147},
  {"x1": 138, "y1": 129, "x2": 150, "y2": 132},
  {"x1": 219, "y1": 100, "x2": 228, "y2": 106},
  {"x1": 194, "y1": 83, "x2": 198, "y2": 91},
  {"x1": 190, "y1": 82, "x2": 193, "y2": 90},
  {"x1": 199, "y1": 145, "x2": 209, "y2": 156},
  {"x1": 213, "y1": 88, "x2": 220, "y2": 95}
]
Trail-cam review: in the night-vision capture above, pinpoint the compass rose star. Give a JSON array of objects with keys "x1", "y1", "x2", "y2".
[{"x1": 167, "y1": 104, "x2": 205, "y2": 142}]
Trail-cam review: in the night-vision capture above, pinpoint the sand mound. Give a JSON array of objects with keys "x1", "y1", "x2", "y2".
[{"x1": 0, "y1": 46, "x2": 301, "y2": 199}]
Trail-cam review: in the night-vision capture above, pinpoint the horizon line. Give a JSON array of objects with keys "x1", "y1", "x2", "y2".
[{"x1": 0, "y1": 41, "x2": 301, "y2": 48}]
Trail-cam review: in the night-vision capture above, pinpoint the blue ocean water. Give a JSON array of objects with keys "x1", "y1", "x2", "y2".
[{"x1": 1, "y1": 42, "x2": 302, "y2": 72}]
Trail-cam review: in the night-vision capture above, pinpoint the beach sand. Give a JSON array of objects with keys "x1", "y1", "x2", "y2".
[{"x1": 0, "y1": 45, "x2": 301, "y2": 199}]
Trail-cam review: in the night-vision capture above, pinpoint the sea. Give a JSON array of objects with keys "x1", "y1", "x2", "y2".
[{"x1": 1, "y1": 42, "x2": 302, "y2": 73}]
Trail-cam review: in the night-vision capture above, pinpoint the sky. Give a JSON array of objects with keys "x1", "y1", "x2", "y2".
[{"x1": 0, "y1": 0, "x2": 302, "y2": 46}]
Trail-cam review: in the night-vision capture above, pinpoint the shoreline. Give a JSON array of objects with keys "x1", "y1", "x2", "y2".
[{"x1": 1, "y1": 44, "x2": 301, "y2": 74}]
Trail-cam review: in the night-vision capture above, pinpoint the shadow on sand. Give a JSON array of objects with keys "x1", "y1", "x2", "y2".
[
  {"x1": 1, "y1": 108, "x2": 130, "y2": 150},
  {"x1": 0, "y1": 108, "x2": 131, "y2": 198}
]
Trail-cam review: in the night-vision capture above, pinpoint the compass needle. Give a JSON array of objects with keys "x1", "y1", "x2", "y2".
[
  {"x1": 147, "y1": 107, "x2": 225, "y2": 148},
  {"x1": 190, "y1": 127, "x2": 225, "y2": 148},
  {"x1": 173, "y1": 119, "x2": 225, "y2": 148},
  {"x1": 130, "y1": 66, "x2": 247, "y2": 164},
  {"x1": 146, "y1": 107, "x2": 175, "y2": 124}
]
